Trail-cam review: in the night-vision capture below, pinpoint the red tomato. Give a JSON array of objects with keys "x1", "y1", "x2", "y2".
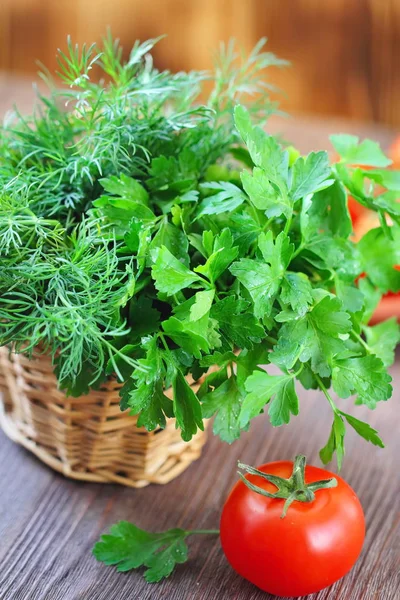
[
  {"x1": 220, "y1": 459, "x2": 365, "y2": 597},
  {"x1": 348, "y1": 195, "x2": 366, "y2": 224}
]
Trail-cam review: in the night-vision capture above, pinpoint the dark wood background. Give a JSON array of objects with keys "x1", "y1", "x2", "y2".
[
  {"x1": 0, "y1": 81, "x2": 399, "y2": 600},
  {"x1": 1, "y1": 0, "x2": 400, "y2": 126}
]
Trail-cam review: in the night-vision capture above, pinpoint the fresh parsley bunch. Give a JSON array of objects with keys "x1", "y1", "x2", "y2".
[{"x1": 1, "y1": 36, "x2": 399, "y2": 467}]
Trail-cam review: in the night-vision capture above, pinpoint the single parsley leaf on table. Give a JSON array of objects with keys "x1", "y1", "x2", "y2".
[
  {"x1": 93, "y1": 522, "x2": 188, "y2": 582},
  {"x1": 93, "y1": 521, "x2": 220, "y2": 582}
]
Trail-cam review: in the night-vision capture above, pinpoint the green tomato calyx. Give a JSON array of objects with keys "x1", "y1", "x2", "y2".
[{"x1": 238, "y1": 455, "x2": 337, "y2": 518}]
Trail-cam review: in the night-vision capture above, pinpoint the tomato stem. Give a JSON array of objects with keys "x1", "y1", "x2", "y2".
[{"x1": 238, "y1": 456, "x2": 337, "y2": 518}]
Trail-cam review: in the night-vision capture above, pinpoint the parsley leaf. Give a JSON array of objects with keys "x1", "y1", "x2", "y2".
[
  {"x1": 332, "y1": 356, "x2": 392, "y2": 408},
  {"x1": 149, "y1": 221, "x2": 189, "y2": 265},
  {"x1": 189, "y1": 290, "x2": 215, "y2": 321},
  {"x1": 240, "y1": 370, "x2": 298, "y2": 428},
  {"x1": 196, "y1": 182, "x2": 246, "y2": 218},
  {"x1": 290, "y1": 151, "x2": 334, "y2": 200},
  {"x1": 362, "y1": 318, "x2": 400, "y2": 367},
  {"x1": 320, "y1": 413, "x2": 346, "y2": 469},
  {"x1": 280, "y1": 272, "x2": 313, "y2": 316},
  {"x1": 201, "y1": 375, "x2": 244, "y2": 443},
  {"x1": 271, "y1": 295, "x2": 351, "y2": 376},
  {"x1": 172, "y1": 369, "x2": 204, "y2": 441},
  {"x1": 128, "y1": 380, "x2": 173, "y2": 431},
  {"x1": 194, "y1": 229, "x2": 239, "y2": 283},
  {"x1": 358, "y1": 227, "x2": 400, "y2": 293},
  {"x1": 330, "y1": 134, "x2": 392, "y2": 167},
  {"x1": 340, "y1": 412, "x2": 384, "y2": 449},
  {"x1": 210, "y1": 296, "x2": 264, "y2": 349},
  {"x1": 151, "y1": 246, "x2": 201, "y2": 294},
  {"x1": 234, "y1": 105, "x2": 288, "y2": 190},
  {"x1": 230, "y1": 232, "x2": 293, "y2": 319},
  {"x1": 241, "y1": 167, "x2": 291, "y2": 217},
  {"x1": 93, "y1": 521, "x2": 189, "y2": 582}
]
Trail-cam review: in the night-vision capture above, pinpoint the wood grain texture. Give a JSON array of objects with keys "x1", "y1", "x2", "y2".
[
  {"x1": 1, "y1": 0, "x2": 400, "y2": 126},
  {"x1": 0, "y1": 81, "x2": 399, "y2": 600}
]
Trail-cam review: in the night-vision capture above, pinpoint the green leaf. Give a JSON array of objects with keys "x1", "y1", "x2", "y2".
[
  {"x1": 129, "y1": 296, "x2": 161, "y2": 340},
  {"x1": 128, "y1": 379, "x2": 173, "y2": 431},
  {"x1": 358, "y1": 227, "x2": 400, "y2": 293},
  {"x1": 210, "y1": 296, "x2": 264, "y2": 349},
  {"x1": 234, "y1": 104, "x2": 253, "y2": 141},
  {"x1": 100, "y1": 174, "x2": 149, "y2": 204},
  {"x1": 189, "y1": 289, "x2": 215, "y2": 321},
  {"x1": 340, "y1": 412, "x2": 384, "y2": 448},
  {"x1": 149, "y1": 221, "x2": 189, "y2": 265},
  {"x1": 228, "y1": 212, "x2": 260, "y2": 256},
  {"x1": 319, "y1": 413, "x2": 346, "y2": 469},
  {"x1": 271, "y1": 295, "x2": 351, "y2": 376},
  {"x1": 358, "y1": 277, "x2": 382, "y2": 324},
  {"x1": 268, "y1": 377, "x2": 299, "y2": 426},
  {"x1": 330, "y1": 134, "x2": 392, "y2": 167},
  {"x1": 290, "y1": 151, "x2": 333, "y2": 201},
  {"x1": 335, "y1": 279, "x2": 364, "y2": 314},
  {"x1": 172, "y1": 369, "x2": 204, "y2": 442},
  {"x1": 234, "y1": 105, "x2": 288, "y2": 190},
  {"x1": 241, "y1": 167, "x2": 291, "y2": 217},
  {"x1": 194, "y1": 229, "x2": 239, "y2": 283},
  {"x1": 201, "y1": 375, "x2": 244, "y2": 443},
  {"x1": 93, "y1": 196, "x2": 155, "y2": 235},
  {"x1": 240, "y1": 369, "x2": 294, "y2": 428},
  {"x1": 332, "y1": 356, "x2": 392, "y2": 408},
  {"x1": 196, "y1": 182, "x2": 246, "y2": 218},
  {"x1": 230, "y1": 232, "x2": 293, "y2": 319},
  {"x1": 363, "y1": 318, "x2": 400, "y2": 367},
  {"x1": 162, "y1": 316, "x2": 210, "y2": 358},
  {"x1": 200, "y1": 350, "x2": 237, "y2": 368},
  {"x1": 281, "y1": 272, "x2": 313, "y2": 316},
  {"x1": 364, "y1": 169, "x2": 400, "y2": 191},
  {"x1": 93, "y1": 521, "x2": 189, "y2": 582},
  {"x1": 300, "y1": 181, "x2": 352, "y2": 241},
  {"x1": 230, "y1": 258, "x2": 275, "y2": 319},
  {"x1": 258, "y1": 231, "x2": 294, "y2": 272},
  {"x1": 151, "y1": 246, "x2": 200, "y2": 295}
]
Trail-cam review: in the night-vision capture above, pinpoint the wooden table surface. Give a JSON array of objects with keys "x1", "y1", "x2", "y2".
[{"x1": 0, "y1": 79, "x2": 399, "y2": 600}]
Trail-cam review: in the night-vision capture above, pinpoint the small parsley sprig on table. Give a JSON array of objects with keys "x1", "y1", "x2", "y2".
[{"x1": 0, "y1": 35, "x2": 399, "y2": 467}]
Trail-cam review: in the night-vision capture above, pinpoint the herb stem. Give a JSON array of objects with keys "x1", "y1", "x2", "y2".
[
  {"x1": 315, "y1": 374, "x2": 338, "y2": 413},
  {"x1": 291, "y1": 242, "x2": 304, "y2": 260},
  {"x1": 283, "y1": 214, "x2": 292, "y2": 236},
  {"x1": 159, "y1": 332, "x2": 173, "y2": 356},
  {"x1": 351, "y1": 329, "x2": 371, "y2": 354}
]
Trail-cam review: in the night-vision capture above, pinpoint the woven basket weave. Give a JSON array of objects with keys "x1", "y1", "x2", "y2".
[{"x1": 0, "y1": 347, "x2": 207, "y2": 488}]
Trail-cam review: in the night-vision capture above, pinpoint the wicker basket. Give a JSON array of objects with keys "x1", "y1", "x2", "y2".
[{"x1": 0, "y1": 348, "x2": 208, "y2": 487}]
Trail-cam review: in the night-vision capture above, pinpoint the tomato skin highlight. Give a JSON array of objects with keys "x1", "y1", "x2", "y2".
[{"x1": 220, "y1": 461, "x2": 365, "y2": 597}]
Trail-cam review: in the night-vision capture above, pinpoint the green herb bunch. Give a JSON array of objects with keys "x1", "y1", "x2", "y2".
[{"x1": 1, "y1": 36, "x2": 399, "y2": 467}]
